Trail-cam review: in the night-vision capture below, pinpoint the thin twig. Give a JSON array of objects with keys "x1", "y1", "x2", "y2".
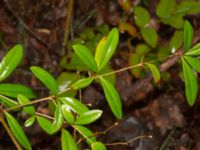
[
  {"x1": 62, "y1": 0, "x2": 74, "y2": 54},
  {"x1": 0, "y1": 115, "x2": 22, "y2": 150},
  {"x1": 106, "y1": 135, "x2": 153, "y2": 146},
  {"x1": 5, "y1": 96, "x2": 53, "y2": 112}
]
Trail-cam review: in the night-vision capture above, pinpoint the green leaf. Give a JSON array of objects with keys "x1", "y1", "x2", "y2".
[
  {"x1": 95, "y1": 28, "x2": 119, "y2": 71},
  {"x1": 145, "y1": 63, "x2": 160, "y2": 83},
  {"x1": 30, "y1": 66, "x2": 58, "y2": 95},
  {"x1": 183, "y1": 20, "x2": 193, "y2": 52},
  {"x1": 128, "y1": 53, "x2": 142, "y2": 78},
  {"x1": 5, "y1": 112, "x2": 32, "y2": 150},
  {"x1": 0, "y1": 44, "x2": 23, "y2": 81},
  {"x1": 59, "y1": 97, "x2": 89, "y2": 115},
  {"x1": 62, "y1": 105, "x2": 75, "y2": 124},
  {"x1": 61, "y1": 129, "x2": 78, "y2": 150},
  {"x1": 100, "y1": 77, "x2": 122, "y2": 119},
  {"x1": 141, "y1": 28, "x2": 158, "y2": 48},
  {"x1": 71, "y1": 77, "x2": 94, "y2": 90},
  {"x1": 185, "y1": 43, "x2": 200, "y2": 56},
  {"x1": 91, "y1": 142, "x2": 107, "y2": 150},
  {"x1": 156, "y1": 0, "x2": 176, "y2": 18},
  {"x1": 51, "y1": 105, "x2": 64, "y2": 133},
  {"x1": 169, "y1": 30, "x2": 183, "y2": 51},
  {"x1": 17, "y1": 94, "x2": 35, "y2": 115},
  {"x1": 36, "y1": 116, "x2": 53, "y2": 135},
  {"x1": 176, "y1": 1, "x2": 200, "y2": 16},
  {"x1": 0, "y1": 95, "x2": 18, "y2": 107},
  {"x1": 72, "y1": 44, "x2": 97, "y2": 72},
  {"x1": 184, "y1": 56, "x2": 200, "y2": 73},
  {"x1": 182, "y1": 58, "x2": 198, "y2": 106},
  {"x1": 74, "y1": 125, "x2": 96, "y2": 144},
  {"x1": 133, "y1": 6, "x2": 150, "y2": 28},
  {"x1": 0, "y1": 84, "x2": 36, "y2": 98},
  {"x1": 24, "y1": 116, "x2": 35, "y2": 127},
  {"x1": 75, "y1": 110, "x2": 102, "y2": 125},
  {"x1": 135, "y1": 44, "x2": 150, "y2": 56},
  {"x1": 161, "y1": 15, "x2": 184, "y2": 29}
]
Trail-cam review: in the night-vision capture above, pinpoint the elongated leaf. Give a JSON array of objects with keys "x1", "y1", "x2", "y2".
[
  {"x1": 30, "y1": 66, "x2": 58, "y2": 95},
  {"x1": 183, "y1": 20, "x2": 193, "y2": 52},
  {"x1": 184, "y1": 56, "x2": 200, "y2": 73},
  {"x1": 141, "y1": 28, "x2": 158, "y2": 48},
  {"x1": 0, "y1": 84, "x2": 36, "y2": 98},
  {"x1": 133, "y1": 6, "x2": 150, "y2": 28},
  {"x1": 0, "y1": 44, "x2": 23, "y2": 81},
  {"x1": 0, "y1": 95, "x2": 18, "y2": 107},
  {"x1": 36, "y1": 116, "x2": 53, "y2": 135},
  {"x1": 92, "y1": 142, "x2": 107, "y2": 150},
  {"x1": 169, "y1": 31, "x2": 183, "y2": 51},
  {"x1": 145, "y1": 63, "x2": 160, "y2": 83},
  {"x1": 5, "y1": 112, "x2": 32, "y2": 150},
  {"x1": 71, "y1": 77, "x2": 94, "y2": 90},
  {"x1": 95, "y1": 28, "x2": 119, "y2": 71},
  {"x1": 61, "y1": 129, "x2": 78, "y2": 150},
  {"x1": 74, "y1": 125, "x2": 96, "y2": 144},
  {"x1": 72, "y1": 44, "x2": 97, "y2": 72},
  {"x1": 75, "y1": 110, "x2": 102, "y2": 125},
  {"x1": 161, "y1": 15, "x2": 184, "y2": 29},
  {"x1": 176, "y1": 1, "x2": 200, "y2": 16},
  {"x1": 59, "y1": 97, "x2": 89, "y2": 115},
  {"x1": 100, "y1": 77, "x2": 122, "y2": 119},
  {"x1": 62, "y1": 105, "x2": 75, "y2": 124},
  {"x1": 17, "y1": 94, "x2": 35, "y2": 115},
  {"x1": 185, "y1": 43, "x2": 200, "y2": 56},
  {"x1": 182, "y1": 58, "x2": 198, "y2": 106},
  {"x1": 156, "y1": 0, "x2": 176, "y2": 18},
  {"x1": 24, "y1": 116, "x2": 35, "y2": 127},
  {"x1": 51, "y1": 105, "x2": 64, "y2": 133}
]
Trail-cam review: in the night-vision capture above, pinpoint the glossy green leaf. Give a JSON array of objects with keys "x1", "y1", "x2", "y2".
[
  {"x1": 74, "y1": 125, "x2": 96, "y2": 144},
  {"x1": 0, "y1": 44, "x2": 23, "y2": 81},
  {"x1": 95, "y1": 28, "x2": 119, "y2": 71},
  {"x1": 169, "y1": 31, "x2": 183, "y2": 51},
  {"x1": 133, "y1": 6, "x2": 150, "y2": 28},
  {"x1": 176, "y1": 1, "x2": 200, "y2": 16},
  {"x1": 141, "y1": 28, "x2": 158, "y2": 48},
  {"x1": 161, "y1": 15, "x2": 184, "y2": 29},
  {"x1": 5, "y1": 112, "x2": 32, "y2": 150},
  {"x1": 145, "y1": 63, "x2": 160, "y2": 83},
  {"x1": 62, "y1": 105, "x2": 75, "y2": 124},
  {"x1": 185, "y1": 43, "x2": 200, "y2": 56},
  {"x1": 72, "y1": 44, "x2": 97, "y2": 72},
  {"x1": 156, "y1": 0, "x2": 176, "y2": 18},
  {"x1": 182, "y1": 58, "x2": 198, "y2": 106},
  {"x1": 30, "y1": 66, "x2": 58, "y2": 95},
  {"x1": 100, "y1": 77, "x2": 122, "y2": 119},
  {"x1": 51, "y1": 105, "x2": 64, "y2": 133},
  {"x1": 17, "y1": 94, "x2": 35, "y2": 115},
  {"x1": 36, "y1": 116, "x2": 53, "y2": 135},
  {"x1": 129, "y1": 53, "x2": 142, "y2": 78},
  {"x1": 0, "y1": 95, "x2": 18, "y2": 107},
  {"x1": 75, "y1": 110, "x2": 102, "y2": 125},
  {"x1": 184, "y1": 56, "x2": 200, "y2": 73},
  {"x1": 24, "y1": 116, "x2": 35, "y2": 127},
  {"x1": 0, "y1": 84, "x2": 36, "y2": 98},
  {"x1": 61, "y1": 129, "x2": 78, "y2": 150},
  {"x1": 71, "y1": 77, "x2": 94, "y2": 90},
  {"x1": 183, "y1": 20, "x2": 193, "y2": 52},
  {"x1": 59, "y1": 97, "x2": 89, "y2": 115},
  {"x1": 92, "y1": 142, "x2": 107, "y2": 150}
]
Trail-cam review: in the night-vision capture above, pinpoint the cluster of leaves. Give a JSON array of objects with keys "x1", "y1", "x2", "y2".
[
  {"x1": 127, "y1": 0, "x2": 200, "y2": 78},
  {"x1": 0, "y1": 28, "x2": 124, "y2": 150}
]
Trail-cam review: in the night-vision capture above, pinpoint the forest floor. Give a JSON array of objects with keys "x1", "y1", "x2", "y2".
[{"x1": 1, "y1": 0, "x2": 200, "y2": 150}]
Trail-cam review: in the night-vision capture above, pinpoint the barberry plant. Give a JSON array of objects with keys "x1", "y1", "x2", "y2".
[{"x1": 0, "y1": 20, "x2": 199, "y2": 150}]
